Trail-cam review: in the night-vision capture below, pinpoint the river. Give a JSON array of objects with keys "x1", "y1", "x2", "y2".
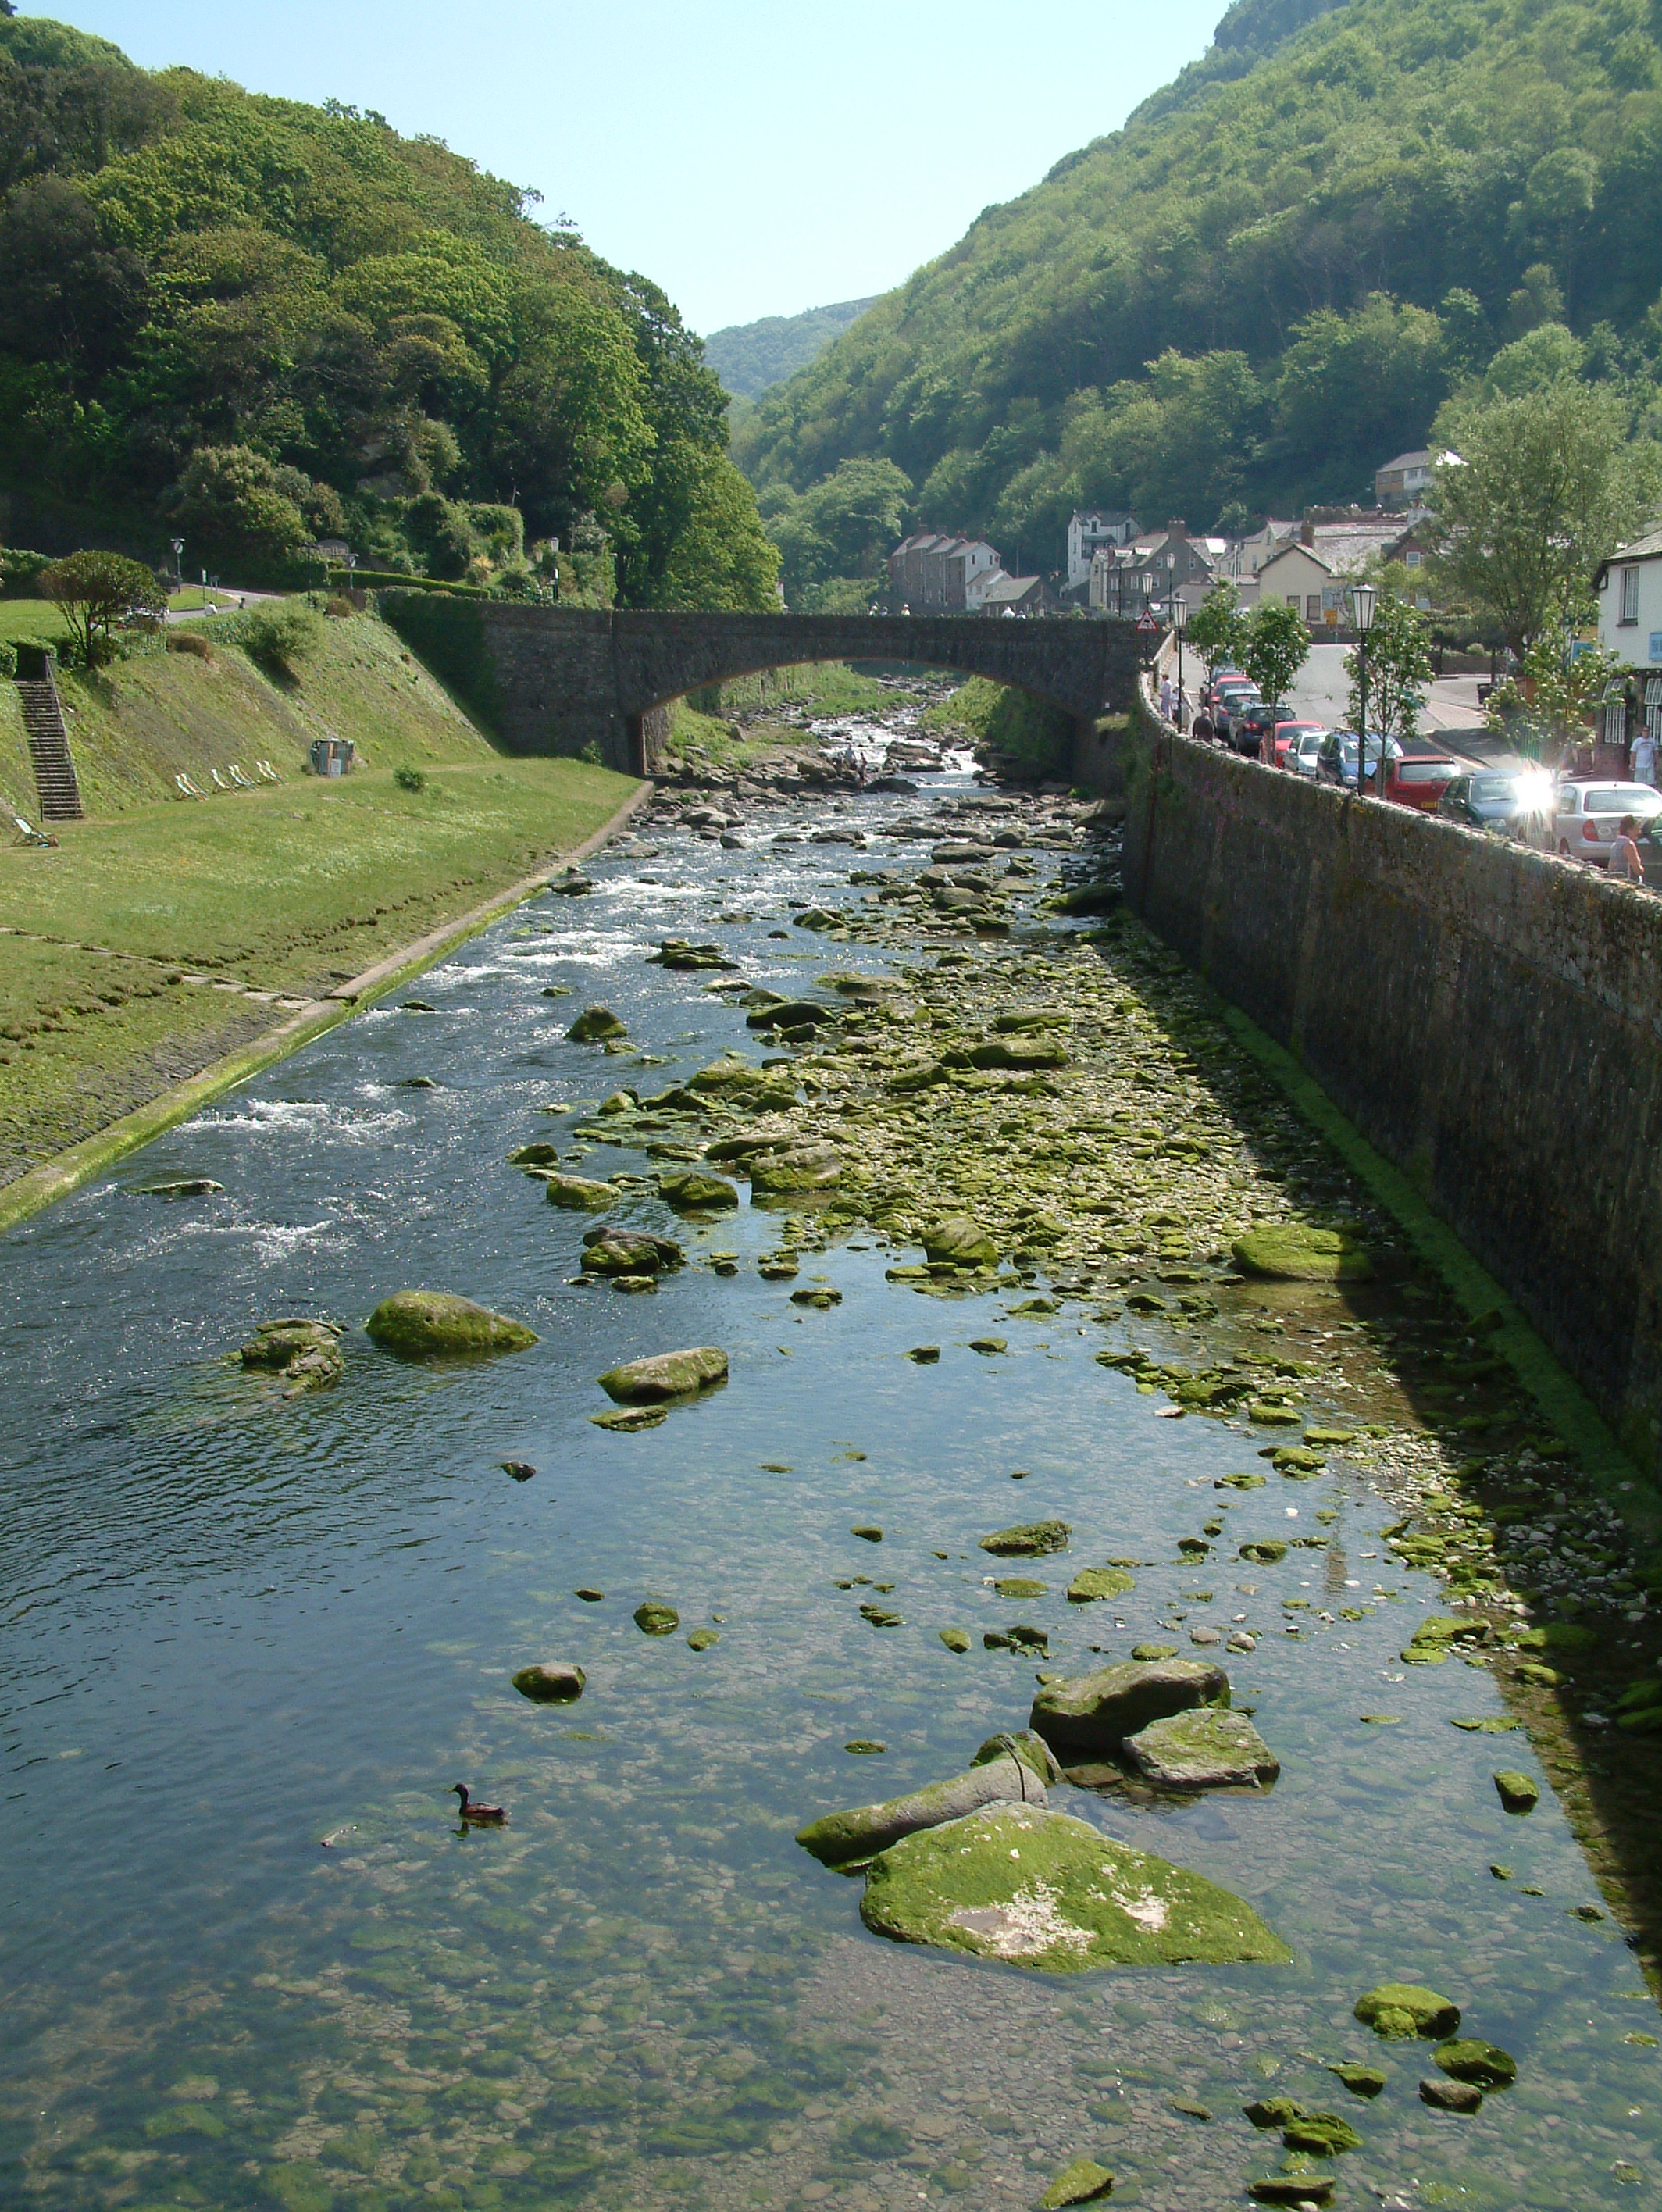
[{"x1": 1, "y1": 705, "x2": 1657, "y2": 2210}]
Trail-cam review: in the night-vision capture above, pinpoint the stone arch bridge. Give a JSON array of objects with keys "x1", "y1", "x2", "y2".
[{"x1": 380, "y1": 598, "x2": 1141, "y2": 776}]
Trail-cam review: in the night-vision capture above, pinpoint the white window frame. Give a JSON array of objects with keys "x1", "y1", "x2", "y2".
[{"x1": 1621, "y1": 565, "x2": 1641, "y2": 625}]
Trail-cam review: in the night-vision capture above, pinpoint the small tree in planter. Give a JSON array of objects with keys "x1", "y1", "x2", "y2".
[
  {"x1": 1344, "y1": 588, "x2": 1433, "y2": 741},
  {"x1": 1186, "y1": 580, "x2": 1249, "y2": 679},
  {"x1": 1240, "y1": 598, "x2": 1308, "y2": 708}
]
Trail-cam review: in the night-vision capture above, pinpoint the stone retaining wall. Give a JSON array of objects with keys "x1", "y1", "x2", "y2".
[{"x1": 1079, "y1": 716, "x2": 1662, "y2": 1472}]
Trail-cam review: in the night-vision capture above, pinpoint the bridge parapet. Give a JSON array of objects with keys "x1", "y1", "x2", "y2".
[{"x1": 379, "y1": 596, "x2": 1140, "y2": 774}]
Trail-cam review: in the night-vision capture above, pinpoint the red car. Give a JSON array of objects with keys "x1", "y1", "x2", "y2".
[
  {"x1": 1383, "y1": 755, "x2": 1462, "y2": 810},
  {"x1": 1271, "y1": 718, "x2": 1324, "y2": 768}
]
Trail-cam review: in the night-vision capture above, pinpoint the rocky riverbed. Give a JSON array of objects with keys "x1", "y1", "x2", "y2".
[{"x1": 1, "y1": 691, "x2": 1659, "y2": 2212}]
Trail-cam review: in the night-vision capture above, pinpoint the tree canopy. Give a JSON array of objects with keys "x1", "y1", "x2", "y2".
[
  {"x1": 0, "y1": 17, "x2": 775, "y2": 608},
  {"x1": 734, "y1": 0, "x2": 1662, "y2": 574}
]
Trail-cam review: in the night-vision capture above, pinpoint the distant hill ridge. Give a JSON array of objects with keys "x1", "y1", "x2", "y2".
[
  {"x1": 705, "y1": 298, "x2": 879, "y2": 401},
  {"x1": 735, "y1": 0, "x2": 1662, "y2": 564}
]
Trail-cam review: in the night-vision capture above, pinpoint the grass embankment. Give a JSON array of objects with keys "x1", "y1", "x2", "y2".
[
  {"x1": 0, "y1": 604, "x2": 635, "y2": 1190},
  {"x1": 922, "y1": 675, "x2": 1075, "y2": 777},
  {"x1": 665, "y1": 660, "x2": 890, "y2": 772}
]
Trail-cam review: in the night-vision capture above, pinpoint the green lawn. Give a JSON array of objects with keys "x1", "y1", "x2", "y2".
[
  {"x1": 0, "y1": 597, "x2": 70, "y2": 647},
  {"x1": 0, "y1": 753, "x2": 636, "y2": 1185}
]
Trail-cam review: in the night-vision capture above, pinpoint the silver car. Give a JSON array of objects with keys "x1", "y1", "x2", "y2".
[
  {"x1": 1550, "y1": 780, "x2": 1662, "y2": 865},
  {"x1": 1287, "y1": 729, "x2": 1326, "y2": 777}
]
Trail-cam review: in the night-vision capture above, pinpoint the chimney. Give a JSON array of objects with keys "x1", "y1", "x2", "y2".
[
  {"x1": 1300, "y1": 519, "x2": 1315, "y2": 546},
  {"x1": 1166, "y1": 518, "x2": 1187, "y2": 541}
]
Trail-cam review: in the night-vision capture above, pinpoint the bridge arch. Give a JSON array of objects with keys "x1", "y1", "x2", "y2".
[{"x1": 381, "y1": 598, "x2": 1141, "y2": 776}]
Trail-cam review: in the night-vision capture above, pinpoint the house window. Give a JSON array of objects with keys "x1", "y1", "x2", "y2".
[
  {"x1": 1621, "y1": 565, "x2": 1640, "y2": 624},
  {"x1": 1403, "y1": 549, "x2": 1421, "y2": 569},
  {"x1": 1306, "y1": 594, "x2": 1322, "y2": 623}
]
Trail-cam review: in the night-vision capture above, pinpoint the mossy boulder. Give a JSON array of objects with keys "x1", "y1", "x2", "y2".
[
  {"x1": 972, "y1": 1730, "x2": 1062, "y2": 1786},
  {"x1": 1421, "y1": 2077, "x2": 1483, "y2": 2113},
  {"x1": 634, "y1": 1600, "x2": 679, "y2": 1636},
  {"x1": 967, "y1": 1039, "x2": 1069, "y2": 1071},
  {"x1": 1040, "y1": 2158, "x2": 1115, "y2": 2207},
  {"x1": 1030, "y1": 1657, "x2": 1229, "y2": 1761},
  {"x1": 581, "y1": 1229, "x2": 684, "y2": 1275},
  {"x1": 597, "y1": 1347, "x2": 728, "y2": 1404},
  {"x1": 240, "y1": 1317, "x2": 344, "y2": 1392},
  {"x1": 1282, "y1": 2110, "x2": 1362, "y2": 2155},
  {"x1": 658, "y1": 1168, "x2": 740, "y2": 1211},
  {"x1": 1067, "y1": 1567, "x2": 1136, "y2": 1603},
  {"x1": 858, "y1": 1804, "x2": 1290, "y2": 1972},
  {"x1": 1518, "y1": 1622, "x2": 1598, "y2": 1652},
  {"x1": 922, "y1": 1215, "x2": 997, "y2": 1267},
  {"x1": 507, "y1": 1141, "x2": 562, "y2": 1166},
  {"x1": 566, "y1": 1005, "x2": 628, "y2": 1043},
  {"x1": 1240, "y1": 1539, "x2": 1289, "y2": 1564},
  {"x1": 366, "y1": 1291, "x2": 538, "y2": 1360},
  {"x1": 746, "y1": 996, "x2": 834, "y2": 1029},
  {"x1": 980, "y1": 1519, "x2": 1071, "y2": 1557},
  {"x1": 940, "y1": 1627, "x2": 971, "y2": 1653},
  {"x1": 796, "y1": 1751, "x2": 1047, "y2": 1868},
  {"x1": 1493, "y1": 1770, "x2": 1539, "y2": 1812},
  {"x1": 545, "y1": 1172, "x2": 619, "y2": 1212},
  {"x1": 1435, "y1": 2039, "x2": 1515, "y2": 2087},
  {"x1": 1125, "y1": 1707, "x2": 1279, "y2": 1791},
  {"x1": 1353, "y1": 1984, "x2": 1460, "y2": 2039},
  {"x1": 512, "y1": 1661, "x2": 585, "y2": 1703},
  {"x1": 748, "y1": 1141, "x2": 843, "y2": 1193},
  {"x1": 1232, "y1": 1225, "x2": 1374, "y2": 1282},
  {"x1": 1326, "y1": 2063, "x2": 1387, "y2": 2098}
]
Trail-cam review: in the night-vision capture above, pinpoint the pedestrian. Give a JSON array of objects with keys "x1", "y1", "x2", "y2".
[
  {"x1": 1609, "y1": 815, "x2": 1647, "y2": 886},
  {"x1": 1632, "y1": 723, "x2": 1657, "y2": 789},
  {"x1": 1160, "y1": 674, "x2": 1174, "y2": 722},
  {"x1": 1190, "y1": 706, "x2": 1214, "y2": 744}
]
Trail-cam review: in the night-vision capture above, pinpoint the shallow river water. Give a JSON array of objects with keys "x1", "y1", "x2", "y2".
[{"x1": 2, "y1": 744, "x2": 1658, "y2": 2212}]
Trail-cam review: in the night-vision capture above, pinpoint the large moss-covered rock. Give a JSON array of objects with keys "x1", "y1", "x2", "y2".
[
  {"x1": 923, "y1": 1215, "x2": 997, "y2": 1266},
  {"x1": 1493, "y1": 1770, "x2": 1539, "y2": 1812},
  {"x1": 859, "y1": 1804, "x2": 1290, "y2": 1972},
  {"x1": 746, "y1": 997, "x2": 834, "y2": 1029},
  {"x1": 980, "y1": 1519, "x2": 1072, "y2": 1557},
  {"x1": 507, "y1": 1141, "x2": 562, "y2": 1166},
  {"x1": 687, "y1": 1058, "x2": 798, "y2": 1111},
  {"x1": 968, "y1": 1039, "x2": 1069, "y2": 1071},
  {"x1": 1125, "y1": 1707, "x2": 1279, "y2": 1791},
  {"x1": 240, "y1": 1318, "x2": 344, "y2": 1392},
  {"x1": 366, "y1": 1290, "x2": 538, "y2": 1359},
  {"x1": 1353, "y1": 1984, "x2": 1461, "y2": 2039},
  {"x1": 1232, "y1": 1225, "x2": 1373, "y2": 1282},
  {"x1": 796, "y1": 1752, "x2": 1046, "y2": 1868},
  {"x1": 581, "y1": 1229, "x2": 683, "y2": 1275},
  {"x1": 1067, "y1": 1567, "x2": 1136, "y2": 1603},
  {"x1": 633, "y1": 1600, "x2": 679, "y2": 1636},
  {"x1": 749, "y1": 1141, "x2": 843, "y2": 1193},
  {"x1": 545, "y1": 1172, "x2": 619, "y2": 1212},
  {"x1": 597, "y1": 1346, "x2": 728, "y2": 1404},
  {"x1": 1040, "y1": 2158, "x2": 1115, "y2": 2206},
  {"x1": 1030, "y1": 1657, "x2": 1229, "y2": 1760},
  {"x1": 512, "y1": 1661, "x2": 585, "y2": 1703},
  {"x1": 658, "y1": 1168, "x2": 740, "y2": 1211},
  {"x1": 567, "y1": 1005, "x2": 627, "y2": 1043},
  {"x1": 1435, "y1": 2039, "x2": 1516, "y2": 2087}
]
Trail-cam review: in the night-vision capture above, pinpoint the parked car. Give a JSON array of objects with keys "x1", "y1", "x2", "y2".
[
  {"x1": 1271, "y1": 717, "x2": 1325, "y2": 767},
  {"x1": 1286, "y1": 727, "x2": 1327, "y2": 777},
  {"x1": 1437, "y1": 769, "x2": 1553, "y2": 835},
  {"x1": 1550, "y1": 780, "x2": 1662, "y2": 865},
  {"x1": 1235, "y1": 699, "x2": 1281, "y2": 757},
  {"x1": 1317, "y1": 731, "x2": 1402, "y2": 789},
  {"x1": 1382, "y1": 755, "x2": 1463, "y2": 811}
]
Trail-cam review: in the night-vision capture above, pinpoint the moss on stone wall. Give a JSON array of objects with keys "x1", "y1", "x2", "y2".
[{"x1": 379, "y1": 590, "x2": 507, "y2": 743}]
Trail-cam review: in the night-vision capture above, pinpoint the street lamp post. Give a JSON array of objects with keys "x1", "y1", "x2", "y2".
[
  {"x1": 1172, "y1": 592, "x2": 1189, "y2": 731},
  {"x1": 1351, "y1": 582, "x2": 1377, "y2": 795},
  {"x1": 170, "y1": 537, "x2": 184, "y2": 596}
]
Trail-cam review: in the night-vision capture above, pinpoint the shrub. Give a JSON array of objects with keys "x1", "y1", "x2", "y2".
[
  {"x1": 39, "y1": 548, "x2": 168, "y2": 663},
  {"x1": 0, "y1": 640, "x2": 15, "y2": 677},
  {"x1": 323, "y1": 594, "x2": 356, "y2": 619},
  {"x1": 235, "y1": 600, "x2": 322, "y2": 671},
  {"x1": 394, "y1": 765, "x2": 426, "y2": 792},
  {"x1": 0, "y1": 548, "x2": 52, "y2": 598},
  {"x1": 166, "y1": 628, "x2": 213, "y2": 659}
]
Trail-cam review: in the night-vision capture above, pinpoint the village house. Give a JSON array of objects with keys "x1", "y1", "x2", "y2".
[
  {"x1": 1065, "y1": 509, "x2": 1140, "y2": 594},
  {"x1": 1256, "y1": 516, "x2": 1429, "y2": 628},
  {"x1": 1594, "y1": 530, "x2": 1662, "y2": 747},
  {"x1": 1374, "y1": 448, "x2": 1437, "y2": 508},
  {"x1": 886, "y1": 532, "x2": 1002, "y2": 613}
]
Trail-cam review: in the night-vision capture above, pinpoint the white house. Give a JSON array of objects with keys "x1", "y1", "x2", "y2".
[
  {"x1": 1596, "y1": 528, "x2": 1662, "y2": 669},
  {"x1": 1066, "y1": 509, "x2": 1140, "y2": 593}
]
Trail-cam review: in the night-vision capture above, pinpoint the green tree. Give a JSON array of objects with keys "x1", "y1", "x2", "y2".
[
  {"x1": 1428, "y1": 379, "x2": 1662, "y2": 658},
  {"x1": 657, "y1": 451, "x2": 780, "y2": 612},
  {"x1": 1186, "y1": 580, "x2": 1249, "y2": 677},
  {"x1": 39, "y1": 546, "x2": 165, "y2": 661},
  {"x1": 1346, "y1": 590, "x2": 1432, "y2": 751},
  {"x1": 1484, "y1": 601, "x2": 1622, "y2": 759},
  {"x1": 1239, "y1": 598, "x2": 1308, "y2": 706}
]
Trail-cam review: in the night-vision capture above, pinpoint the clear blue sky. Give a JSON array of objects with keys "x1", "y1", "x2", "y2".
[{"x1": 30, "y1": 2, "x2": 1223, "y2": 335}]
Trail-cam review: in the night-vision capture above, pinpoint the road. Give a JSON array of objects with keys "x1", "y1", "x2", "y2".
[{"x1": 1282, "y1": 642, "x2": 1495, "y2": 760}]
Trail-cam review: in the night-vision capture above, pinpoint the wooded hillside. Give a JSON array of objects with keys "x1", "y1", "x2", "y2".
[
  {"x1": 0, "y1": 13, "x2": 777, "y2": 606},
  {"x1": 736, "y1": 0, "x2": 1662, "y2": 565}
]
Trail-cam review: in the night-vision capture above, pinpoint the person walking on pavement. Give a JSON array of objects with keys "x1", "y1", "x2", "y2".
[
  {"x1": 1610, "y1": 815, "x2": 1647, "y2": 886},
  {"x1": 1160, "y1": 674, "x2": 1174, "y2": 722},
  {"x1": 1632, "y1": 723, "x2": 1657, "y2": 789}
]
